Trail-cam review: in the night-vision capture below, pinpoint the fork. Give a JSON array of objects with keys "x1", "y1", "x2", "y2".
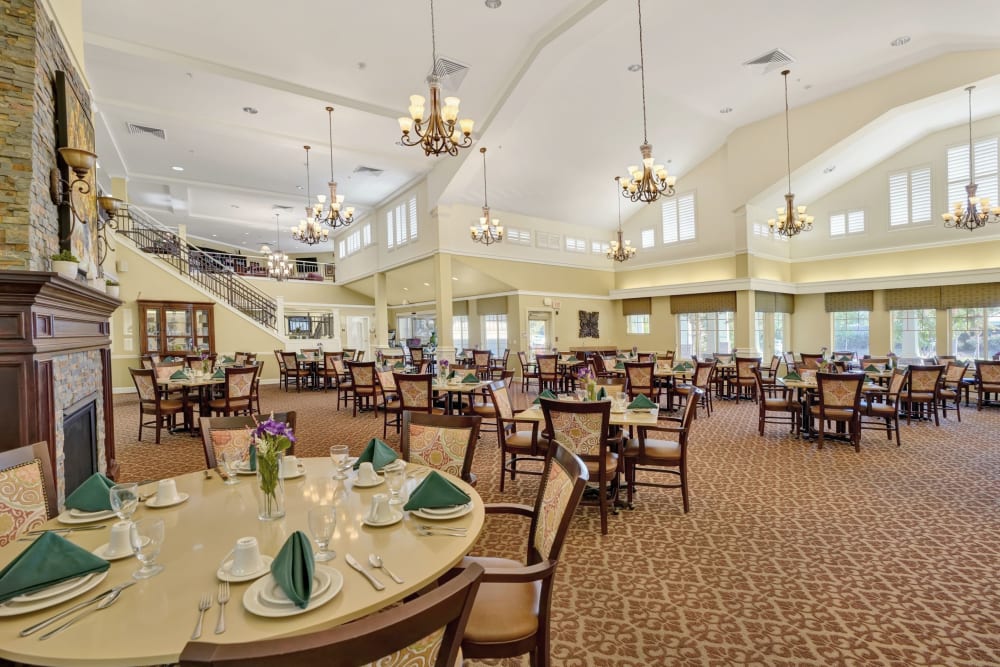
[
  {"x1": 191, "y1": 594, "x2": 212, "y2": 640},
  {"x1": 214, "y1": 581, "x2": 229, "y2": 635},
  {"x1": 416, "y1": 527, "x2": 467, "y2": 537},
  {"x1": 417, "y1": 524, "x2": 467, "y2": 534}
]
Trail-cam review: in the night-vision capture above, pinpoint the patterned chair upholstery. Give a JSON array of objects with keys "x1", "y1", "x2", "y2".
[
  {"x1": 280, "y1": 352, "x2": 311, "y2": 392},
  {"x1": 472, "y1": 350, "x2": 492, "y2": 379},
  {"x1": 727, "y1": 357, "x2": 761, "y2": 403},
  {"x1": 199, "y1": 412, "x2": 297, "y2": 469},
  {"x1": 535, "y1": 355, "x2": 560, "y2": 392},
  {"x1": 861, "y1": 369, "x2": 907, "y2": 447},
  {"x1": 273, "y1": 350, "x2": 288, "y2": 390},
  {"x1": 673, "y1": 361, "x2": 716, "y2": 416},
  {"x1": 401, "y1": 412, "x2": 480, "y2": 485},
  {"x1": 460, "y1": 442, "x2": 588, "y2": 667},
  {"x1": 483, "y1": 381, "x2": 544, "y2": 492},
  {"x1": 0, "y1": 441, "x2": 56, "y2": 547},
  {"x1": 799, "y1": 353, "x2": 825, "y2": 369},
  {"x1": 207, "y1": 366, "x2": 258, "y2": 417},
  {"x1": 377, "y1": 371, "x2": 401, "y2": 437},
  {"x1": 904, "y1": 365, "x2": 945, "y2": 426},
  {"x1": 624, "y1": 361, "x2": 656, "y2": 403},
  {"x1": 752, "y1": 368, "x2": 797, "y2": 436},
  {"x1": 181, "y1": 563, "x2": 484, "y2": 667},
  {"x1": 810, "y1": 372, "x2": 865, "y2": 451},
  {"x1": 938, "y1": 361, "x2": 969, "y2": 422},
  {"x1": 131, "y1": 367, "x2": 190, "y2": 444},
  {"x1": 518, "y1": 351, "x2": 539, "y2": 393},
  {"x1": 975, "y1": 360, "x2": 1000, "y2": 411},
  {"x1": 346, "y1": 362, "x2": 377, "y2": 416},
  {"x1": 394, "y1": 373, "x2": 444, "y2": 418}
]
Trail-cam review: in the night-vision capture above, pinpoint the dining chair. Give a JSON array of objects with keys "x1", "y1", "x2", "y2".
[
  {"x1": 903, "y1": 364, "x2": 945, "y2": 425},
  {"x1": 490, "y1": 348, "x2": 510, "y2": 380},
  {"x1": 401, "y1": 412, "x2": 480, "y2": 485},
  {"x1": 472, "y1": 349, "x2": 492, "y2": 379},
  {"x1": 130, "y1": 367, "x2": 191, "y2": 443},
  {"x1": 394, "y1": 372, "x2": 444, "y2": 418},
  {"x1": 280, "y1": 352, "x2": 311, "y2": 392},
  {"x1": 342, "y1": 348, "x2": 357, "y2": 362},
  {"x1": 318, "y1": 351, "x2": 344, "y2": 391},
  {"x1": 233, "y1": 352, "x2": 248, "y2": 366},
  {"x1": 861, "y1": 369, "x2": 906, "y2": 447},
  {"x1": 272, "y1": 350, "x2": 288, "y2": 390},
  {"x1": 346, "y1": 361, "x2": 377, "y2": 416},
  {"x1": 206, "y1": 366, "x2": 258, "y2": 417},
  {"x1": 810, "y1": 372, "x2": 865, "y2": 451},
  {"x1": 938, "y1": 361, "x2": 969, "y2": 421},
  {"x1": 623, "y1": 388, "x2": 699, "y2": 511},
  {"x1": 249, "y1": 360, "x2": 264, "y2": 414},
  {"x1": 624, "y1": 361, "x2": 656, "y2": 404},
  {"x1": 151, "y1": 359, "x2": 187, "y2": 398},
  {"x1": 535, "y1": 354, "x2": 559, "y2": 392},
  {"x1": 799, "y1": 353, "x2": 825, "y2": 369},
  {"x1": 752, "y1": 368, "x2": 797, "y2": 435},
  {"x1": 180, "y1": 563, "x2": 484, "y2": 667},
  {"x1": 974, "y1": 359, "x2": 1000, "y2": 410},
  {"x1": 0, "y1": 441, "x2": 56, "y2": 544},
  {"x1": 199, "y1": 412, "x2": 297, "y2": 469},
  {"x1": 485, "y1": 380, "x2": 544, "y2": 492},
  {"x1": 540, "y1": 397, "x2": 615, "y2": 534},
  {"x1": 376, "y1": 370, "x2": 401, "y2": 437},
  {"x1": 728, "y1": 357, "x2": 761, "y2": 403},
  {"x1": 462, "y1": 370, "x2": 514, "y2": 434},
  {"x1": 518, "y1": 351, "x2": 539, "y2": 393},
  {"x1": 410, "y1": 346, "x2": 425, "y2": 364},
  {"x1": 759, "y1": 354, "x2": 783, "y2": 396},
  {"x1": 672, "y1": 360, "x2": 716, "y2": 416},
  {"x1": 459, "y1": 442, "x2": 588, "y2": 667}
]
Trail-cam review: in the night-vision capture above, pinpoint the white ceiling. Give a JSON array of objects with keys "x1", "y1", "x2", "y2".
[{"x1": 83, "y1": 0, "x2": 1000, "y2": 251}]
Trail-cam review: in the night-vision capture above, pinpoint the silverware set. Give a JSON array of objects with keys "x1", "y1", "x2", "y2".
[
  {"x1": 18, "y1": 525, "x2": 107, "y2": 541},
  {"x1": 190, "y1": 582, "x2": 230, "y2": 640},
  {"x1": 416, "y1": 524, "x2": 468, "y2": 537},
  {"x1": 20, "y1": 581, "x2": 135, "y2": 639}
]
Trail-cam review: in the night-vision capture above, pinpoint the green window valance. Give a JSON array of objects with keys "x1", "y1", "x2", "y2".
[
  {"x1": 670, "y1": 291, "x2": 737, "y2": 314},
  {"x1": 884, "y1": 286, "x2": 941, "y2": 310},
  {"x1": 940, "y1": 283, "x2": 1000, "y2": 309},
  {"x1": 755, "y1": 291, "x2": 795, "y2": 314},
  {"x1": 824, "y1": 290, "x2": 873, "y2": 313},
  {"x1": 622, "y1": 297, "x2": 651, "y2": 316}
]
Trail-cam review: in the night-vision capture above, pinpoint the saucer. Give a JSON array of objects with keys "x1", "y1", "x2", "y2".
[
  {"x1": 363, "y1": 511, "x2": 404, "y2": 527},
  {"x1": 411, "y1": 503, "x2": 473, "y2": 521},
  {"x1": 217, "y1": 555, "x2": 274, "y2": 583},
  {"x1": 243, "y1": 566, "x2": 342, "y2": 618},
  {"x1": 57, "y1": 509, "x2": 116, "y2": 525},
  {"x1": 281, "y1": 465, "x2": 306, "y2": 480},
  {"x1": 145, "y1": 492, "x2": 190, "y2": 508},
  {"x1": 92, "y1": 536, "x2": 149, "y2": 561},
  {"x1": 352, "y1": 476, "x2": 384, "y2": 488}
]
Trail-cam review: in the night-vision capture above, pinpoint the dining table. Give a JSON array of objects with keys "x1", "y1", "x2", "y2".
[
  {"x1": 431, "y1": 378, "x2": 490, "y2": 414},
  {"x1": 0, "y1": 458, "x2": 484, "y2": 667},
  {"x1": 156, "y1": 374, "x2": 225, "y2": 434},
  {"x1": 778, "y1": 377, "x2": 887, "y2": 440}
]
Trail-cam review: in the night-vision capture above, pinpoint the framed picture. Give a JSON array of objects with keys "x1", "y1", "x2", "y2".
[
  {"x1": 324, "y1": 264, "x2": 336, "y2": 279},
  {"x1": 579, "y1": 311, "x2": 599, "y2": 338}
]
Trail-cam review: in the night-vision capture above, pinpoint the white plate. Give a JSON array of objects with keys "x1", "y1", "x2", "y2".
[
  {"x1": 411, "y1": 503, "x2": 473, "y2": 521},
  {"x1": 10, "y1": 573, "x2": 97, "y2": 603},
  {"x1": 68, "y1": 508, "x2": 112, "y2": 518},
  {"x1": 92, "y1": 537, "x2": 148, "y2": 562},
  {"x1": 57, "y1": 509, "x2": 116, "y2": 525},
  {"x1": 144, "y1": 492, "x2": 190, "y2": 508},
  {"x1": 627, "y1": 408, "x2": 657, "y2": 414},
  {"x1": 217, "y1": 555, "x2": 275, "y2": 583},
  {"x1": 243, "y1": 566, "x2": 342, "y2": 618},
  {"x1": 0, "y1": 570, "x2": 108, "y2": 617},
  {"x1": 352, "y1": 476, "x2": 384, "y2": 489},
  {"x1": 258, "y1": 569, "x2": 333, "y2": 606},
  {"x1": 281, "y1": 465, "x2": 306, "y2": 480},
  {"x1": 362, "y1": 511, "x2": 404, "y2": 527}
]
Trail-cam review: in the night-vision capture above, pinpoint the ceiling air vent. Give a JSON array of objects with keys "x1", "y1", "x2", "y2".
[
  {"x1": 272, "y1": 205, "x2": 294, "y2": 212},
  {"x1": 353, "y1": 165, "x2": 384, "y2": 177},
  {"x1": 126, "y1": 123, "x2": 166, "y2": 140},
  {"x1": 742, "y1": 48, "x2": 795, "y2": 75},
  {"x1": 430, "y1": 57, "x2": 469, "y2": 90}
]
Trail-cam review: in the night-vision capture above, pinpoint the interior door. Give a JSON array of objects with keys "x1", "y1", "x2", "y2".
[
  {"x1": 527, "y1": 311, "x2": 552, "y2": 358},
  {"x1": 346, "y1": 315, "x2": 370, "y2": 358}
]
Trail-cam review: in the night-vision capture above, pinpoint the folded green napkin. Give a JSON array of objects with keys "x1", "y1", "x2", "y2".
[
  {"x1": 461, "y1": 373, "x2": 479, "y2": 383},
  {"x1": 270, "y1": 531, "x2": 314, "y2": 609},
  {"x1": 783, "y1": 372, "x2": 802, "y2": 381},
  {"x1": 614, "y1": 361, "x2": 625, "y2": 370},
  {"x1": 164, "y1": 356, "x2": 181, "y2": 362},
  {"x1": 597, "y1": 387, "x2": 607, "y2": 400},
  {"x1": 169, "y1": 369, "x2": 187, "y2": 380},
  {"x1": 212, "y1": 368, "x2": 225, "y2": 379},
  {"x1": 838, "y1": 356, "x2": 851, "y2": 362},
  {"x1": 447, "y1": 369, "x2": 457, "y2": 379},
  {"x1": 353, "y1": 438, "x2": 398, "y2": 471},
  {"x1": 865, "y1": 364, "x2": 879, "y2": 372},
  {"x1": 0, "y1": 532, "x2": 110, "y2": 603},
  {"x1": 64, "y1": 472, "x2": 115, "y2": 512},
  {"x1": 393, "y1": 361, "x2": 405, "y2": 368},
  {"x1": 403, "y1": 471, "x2": 471, "y2": 511},
  {"x1": 673, "y1": 363, "x2": 687, "y2": 371},
  {"x1": 616, "y1": 354, "x2": 627, "y2": 359},
  {"x1": 533, "y1": 389, "x2": 558, "y2": 404},
  {"x1": 684, "y1": 362, "x2": 694, "y2": 369},
  {"x1": 296, "y1": 353, "x2": 306, "y2": 360},
  {"x1": 628, "y1": 394, "x2": 656, "y2": 409},
  {"x1": 222, "y1": 356, "x2": 235, "y2": 363}
]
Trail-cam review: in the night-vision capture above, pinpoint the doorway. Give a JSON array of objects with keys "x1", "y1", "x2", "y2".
[
  {"x1": 527, "y1": 311, "x2": 552, "y2": 358},
  {"x1": 346, "y1": 315, "x2": 370, "y2": 358}
]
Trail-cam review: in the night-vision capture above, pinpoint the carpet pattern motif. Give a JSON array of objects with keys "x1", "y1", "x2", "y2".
[{"x1": 112, "y1": 386, "x2": 1000, "y2": 666}]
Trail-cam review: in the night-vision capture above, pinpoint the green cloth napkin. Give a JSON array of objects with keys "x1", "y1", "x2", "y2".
[
  {"x1": 169, "y1": 369, "x2": 187, "y2": 380},
  {"x1": 447, "y1": 369, "x2": 457, "y2": 379},
  {"x1": 164, "y1": 356, "x2": 181, "y2": 362},
  {"x1": 838, "y1": 355, "x2": 851, "y2": 362},
  {"x1": 403, "y1": 471, "x2": 471, "y2": 511},
  {"x1": 865, "y1": 364, "x2": 879, "y2": 372},
  {"x1": 0, "y1": 532, "x2": 110, "y2": 603},
  {"x1": 393, "y1": 361, "x2": 405, "y2": 368},
  {"x1": 597, "y1": 387, "x2": 607, "y2": 400},
  {"x1": 64, "y1": 472, "x2": 115, "y2": 512},
  {"x1": 628, "y1": 394, "x2": 656, "y2": 409},
  {"x1": 270, "y1": 531, "x2": 314, "y2": 609},
  {"x1": 353, "y1": 438, "x2": 398, "y2": 471},
  {"x1": 296, "y1": 353, "x2": 306, "y2": 360},
  {"x1": 673, "y1": 363, "x2": 687, "y2": 371},
  {"x1": 461, "y1": 373, "x2": 479, "y2": 383},
  {"x1": 684, "y1": 362, "x2": 694, "y2": 369},
  {"x1": 533, "y1": 389, "x2": 558, "y2": 404},
  {"x1": 212, "y1": 368, "x2": 225, "y2": 379},
  {"x1": 614, "y1": 361, "x2": 625, "y2": 370},
  {"x1": 616, "y1": 354, "x2": 627, "y2": 359},
  {"x1": 783, "y1": 372, "x2": 802, "y2": 381},
  {"x1": 222, "y1": 356, "x2": 235, "y2": 363}
]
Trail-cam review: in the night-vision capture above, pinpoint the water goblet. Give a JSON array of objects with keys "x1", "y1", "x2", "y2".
[
  {"x1": 221, "y1": 450, "x2": 243, "y2": 485},
  {"x1": 130, "y1": 518, "x2": 165, "y2": 579},
  {"x1": 109, "y1": 483, "x2": 139, "y2": 523},
  {"x1": 574, "y1": 389, "x2": 587, "y2": 402},
  {"x1": 385, "y1": 465, "x2": 405, "y2": 506},
  {"x1": 307, "y1": 506, "x2": 337, "y2": 561},
  {"x1": 330, "y1": 445, "x2": 349, "y2": 480}
]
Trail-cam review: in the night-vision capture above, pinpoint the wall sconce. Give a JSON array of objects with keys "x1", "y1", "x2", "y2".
[
  {"x1": 49, "y1": 146, "x2": 98, "y2": 234},
  {"x1": 95, "y1": 195, "x2": 132, "y2": 265}
]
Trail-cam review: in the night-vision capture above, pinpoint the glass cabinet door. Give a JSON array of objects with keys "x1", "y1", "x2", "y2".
[
  {"x1": 194, "y1": 308, "x2": 211, "y2": 352},
  {"x1": 145, "y1": 308, "x2": 162, "y2": 354},
  {"x1": 165, "y1": 308, "x2": 193, "y2": 352}
]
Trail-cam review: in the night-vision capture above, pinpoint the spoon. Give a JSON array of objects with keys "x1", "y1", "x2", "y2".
[
  {"x1": 39, "y1": 584, "x2": 132, "y2": 640},
  {"x1": 368, "y1": 554, "x2": 404, "y2": 584}
]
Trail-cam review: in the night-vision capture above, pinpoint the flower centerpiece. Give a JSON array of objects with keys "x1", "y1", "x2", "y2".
[
  {"x1": 199, "y1": 352, "x2": 213, "y2": 376},
  {"x1": 251, "y1": 415, "x2": 295, "y2": 520},
  {"x1": 577, "y1": 365, "x2": 597, "y2": 401},
  {"x1": 439, "y1": 358, "x2": 450, "y2": 382}
]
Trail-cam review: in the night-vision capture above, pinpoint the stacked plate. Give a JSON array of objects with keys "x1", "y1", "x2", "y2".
[
  {"x1": 57, "y1": 508, "x2": 117, "y2": 524},
  {"x1": 410, "y1": 503, "x2": 473, "y2": 521},
  {"x1": 242, "y1": 566, "x2": 343, "y2": 617},
  {"x1": 0, "y1": 571, "x2": 108, "y2": 617}
]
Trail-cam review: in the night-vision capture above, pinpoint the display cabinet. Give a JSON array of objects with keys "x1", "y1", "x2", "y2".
[{"x1": 138, "y1": 300, "x2": 215, "y2": 356}]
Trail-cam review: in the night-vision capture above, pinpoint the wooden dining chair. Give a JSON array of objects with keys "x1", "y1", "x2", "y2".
[
  {"x1": 810, "y1": 372, "x2": 865, "y2": 451},
  {"x1": 728, "y1": 356, "x2": 761, "y2": 403},
  {"x1": 199, "y1": 412, "x2": 297, "y2": 469},
  {"x1": 409, "y1": 346, "x2": 425, "y2": 365},
  {"x1": 459, "y1": 442, "x2": 588, "y2": 667},
  {"x1": 401, "y1": 412, "x2": 480, "y2": 485},
  {"x1": 151, "y1": 359, "x2": 187, "y2": 399},
  {"x1": 518, "y1": 351, "x2": 539, "y2": 393},
  {"x1": 535, "y1": 354, "x2": 559, "y2": 392},
  {"x1": 974, "y1": 359, "x2": 1000, "y2": 410},
  {"x1": 181, "y1": 563, "x2": 484, "y2": 667},
  {"x1": 799, "y1": 353, "x2": 825, "y2": 369},
  {"x1": 624, "y1": 361, "x2": 656, "y2": 404},
  {"x1": 490, "y1": 348, "x2": 510, "y2": 380},
  {"x1": 376, "y1": 370, "x2": 401, "y2": 437},
  {"x1": 206, "y1": 366, "x2": 258, "y2": 417},
  {"x1": 861, "y1": 369, "x2": 906, "y2": 447},
  {"x1": 472, "y1": 349, "x2": 492, "y2": 379},
  {"x1": 672, "y1": 361, "x2": 716, "y2": 416},
  {"x1": 272, "y1": 350, "x2": 288, "y2": 390},
  {"x1": 752, "y1": 368, "x2": 797, "y2": 435},
  {"x1": 759, "y1": 354, "x2": 783, "y2": 396},
  {"x1": 0, "y1": 441, "x2": 57, "y2": 545},
  {"x1": 346, "y1": 361, "x2": 377, "y2": 416},
  {"x1": 938, "y1": 361, "x2": 969, "y2": 421},
  {"x1": 130, "y1": 367, "x2": 191, "y2": 443},
  {"x1": 280, "y1": 352, "x2": 310, "y2": 392},
  {"x1": 903, "y1": 364, "x2": 945, "y2": 425},
  {"x1": 540, "y1": 397, "x2": 615, "y2": 534},
  {"x1": 317, "y1": 351, "x2": 344, "y2": 391},
  {"x1": 485, "y1": 380, "x2": 544, "y2": 492},
  {"x1": 394, "y1": 372, "x2": 444, "y2": 417}
]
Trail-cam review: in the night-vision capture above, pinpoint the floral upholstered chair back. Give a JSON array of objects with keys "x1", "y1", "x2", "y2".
[
  {"x1": 887, "y1": 368, "x2": 908, "y2": 401},
  {"x1": 396, "y1": 374, "x2": 432, "y2": 411},
  {"x1": 532, "y1": 451, "x2": 577, "y2": 561},
  {"x1": 131, "y1": 368, "x2": 159, "y2": 402},
  {"x1": 736, "y1": 357, "x2": 760, "y2": 380},
  {"x1": 349, "y1": 363, "x2": 375, "y2": 389},
  {"x1": 410, "y1": 347, "x2": 424, "y2": 363},
  {"x1": 377, "y1": 371, "x2": 397, "y2": 393},
  {"x1": 210, "y1": 428, "x2": 252, "y2": 468},
  {"x1": 234, "y1": 352, "x2": 247, "y2": 365},
  {"x1": 602, "y1": 356, "x2": 618, "y2": 373},
  {"x1": 536, "y1": 355, "x2": 557, "y2": 377},
  {"x1": 944, "y1": 362, "x2": 968, "y2": 386},
  {"x1": 977, "y1": 360, "x2": 1000, "y2": 385},
  {"x1": 227, "y1": 367, "x2": 256, "y2": 399},
  {"x1": 404, "y1": 422, "x2": 473, "y2": 478},
  {"x1": 907, "y1": 365, "x2": 943, "y2": 395},
  {"x1": 154, "y1": 361, "x2": 183, "y2": 383},
  {"x1": 0, "y1": 444, "x2": 54, "y2": 546},
  {"x1": 624, "y1": 363, "x2": 653, "y2": 394},
  {"x1": 473, "y1": 350, "x2": 491, "y2": 369},
  {"x1": 693, "y1": 361, "x2": 715, "y2": 389},
  {"x1": 541, "y1": 400, "x2": 608, "y2": 458},
  {"x1": 817, "y1": 373, "x2": 863, "y2": 410},
  {"x1": 487, "y1": 382, "x2": 515, "y2": 420}
]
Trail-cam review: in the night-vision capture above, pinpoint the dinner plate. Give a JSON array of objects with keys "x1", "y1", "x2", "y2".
[
  {"x1": 258, "y1": 569, "x2": 333, "y2": 606},
  {"x1": 10, "y1": 573, "x2": 97, "y2": 603},
  {"x1": 69, "y1": 508, "x2": 113, "y2": 518},
  {"x1": 92, "y1": 537, "x2": 149, "y2": 562},
  {"x1": 362, "y1": 511, "x2": 404, "y2": 527},
  {"x1": 145, "y1": 492, "x2": 190, "y2": 508},
  {"x1": 352, "y1": 476, "x2": 384, "y2": 489},
  {"x1": 243, "y1": 566, "x2": 342, "y2": 618},
  {"x1": 57, "y1": 509, "x2": 117, "y2": 525},
  {"x1": 217, "y1": 555, "x2": 275, "y2": 583},
  {"x1": 0, "y1": 570, "x2": 108, "y2": 617},
  {"x1": 411, "y1": 503, "x2": 473, "y2": 521},
  {"x1": 627, "y1": 408, "x2": 657, "y2": 414}
]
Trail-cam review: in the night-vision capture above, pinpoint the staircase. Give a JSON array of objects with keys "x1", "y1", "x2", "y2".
[{"x1": 115, "y1": 207, "x2": 278, "y2": 330}]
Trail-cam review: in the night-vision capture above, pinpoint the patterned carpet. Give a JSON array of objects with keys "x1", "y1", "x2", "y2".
[{"x1": 112, "y1": 385, "x2": 1000, "y2": 666}]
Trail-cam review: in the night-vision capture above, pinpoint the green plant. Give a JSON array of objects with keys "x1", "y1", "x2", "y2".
[
  {"x1": 105, "y1": 279, "x2": 119, "y2": 286},
  {"x1": 50, "y1": 250, "x2": 79, "y2": 262}
]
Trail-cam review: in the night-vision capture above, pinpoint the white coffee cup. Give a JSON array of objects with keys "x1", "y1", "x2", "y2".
[
  {"x1": 357, "y1": 461, "x2": 378, "y2": 484},
  {"x1": 368, "y1": 493, "x2": 392, "y2": 523},
  {"x1": 228, "y1": 536, "x2": 264, "y2": 576},
  {"x1": 282, "y1": 455, "x2": 299, "y2": 476},
  {"x1": 156, "y1": 479, "x2": 180, "y2": 505},
  {"x1": 106, "y1": 520, "x2": 133, "y2": 558}
]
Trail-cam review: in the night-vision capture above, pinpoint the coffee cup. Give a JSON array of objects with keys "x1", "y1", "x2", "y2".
[
  {"x1": 357, "y1": 461, "x2": 378, "y2": 484},
  {"x1": 282, "y1": 455, "x2": 299, "y2": 476},
  {"x1": 106, "y1": 520, "x2": 133, "y2": 558},
  {"x1": 228, "y1": 536, "x2": 264, "y2": 576},
  {"x1": 368, "y1": 493, "x2": 392, "y2": 523},
  {"x1": 156, "y1": 478, "x2": 180, "y2": 505}
]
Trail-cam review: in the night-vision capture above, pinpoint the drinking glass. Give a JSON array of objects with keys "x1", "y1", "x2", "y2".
[
  {"x1": 221, "y1": 450, "x2": 243, "y2": 485},
  {"x1": 130, "y1": 518, "x2": 165, "y2": 579},
  {"x1": 109, "y1": 483, "x2": 139, "y2": 523},
  {"x1": 307, "y1": 506, "x2": 337, "y2": 561},
  {"x1": 385, "y1": 465, "x2": 405, "y2": 505},
  {"x1": 330, "y1": 445, "x2": 349, "y2": 480},
  {"x1": 574, "y1": 389, "x2": 587, "y2": 402}
]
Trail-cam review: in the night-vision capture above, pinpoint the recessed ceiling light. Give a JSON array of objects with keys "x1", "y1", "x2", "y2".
[
  {"x1": 890, "y1": 35, "x2": 911, "y2": 47},
  {"x1": 452, "y1": 276, "x2": 459, "y2": 281},
  {"x1": 823, "y1": 165, "x2": 836, "y2": 174},
  {"x1": 243, "y1": 232, "x2": 249, "y2": 235},
  {"x1": 296, "y1": 185, "x2": 303, "y2": 190},
  {"x1": 719, "y1": 107, "x2": 733, "y2": 114},
  {"x1": 403, "y1": 287, "x2": 409, "y2": 291},
  {"x1": 212, "y1": 234, "x2": 217, "y2": 237},
  {"x1": 231, "y1": 204, "x2": 240, "y2": 209},
  {"x1": 242, "y1": 106, "x2": 259, "y2": 115},
  {"x1": 485, "y1": 0, "x2": 501, "y2": 7},
  {"x1": 627, "y1": 64, "x2": 642, "y2": 72},
  {"x1": 171, "y1": 166, "x2": 184, "y2": 171}
]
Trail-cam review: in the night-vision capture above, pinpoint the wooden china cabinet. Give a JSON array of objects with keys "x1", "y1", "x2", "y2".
[{"x1": 138, "y1": 300, "x2": 215, "y2": 356}]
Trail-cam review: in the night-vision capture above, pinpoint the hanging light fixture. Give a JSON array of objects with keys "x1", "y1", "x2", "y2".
[
  {"x1": 767, "y1": 69, "x2": 814, "y2": 237},
  {"x1": 942, "y1": 85, "x2": 1000, "y2": 230},
  {"x1": 470, "y1": 147, "x2": 503, "y2": 246},
  {"x1": 398, "y1": 0, "x2": 475, "y2": 157},
  {"x1": 620, "y1": 0, "x2": 675, "y2": 203},
  {"x1": 267, "y1": 213, "x2": 291, "y2": 281},
  {"x1": 609, "y1": 177, "x2": 636, "y2": 263},
  {"x1": 315, "y1": 106, "x2": 355, "y2": 229},
  {"x1": 291, "y1": 145, "x2": 330, "y2": 246}
]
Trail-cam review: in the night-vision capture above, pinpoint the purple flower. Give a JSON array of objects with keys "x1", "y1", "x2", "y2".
[{"x1": 441, "y1": 360, "x2": 449, "y2": 368}]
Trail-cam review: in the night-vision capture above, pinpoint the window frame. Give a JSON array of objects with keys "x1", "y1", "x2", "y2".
[
  {"x1": 662, "y1": 191, "x2": 697, "y2": 245},
  {"x1": 947, "y1": 137, "x2": 998, "y2": 215},
  {"x1": 677, "y1": 311, "x2": 733, "y2": 359},
  {"x1": 481, "y1": 313, "x2": 508, "y2": 357},
  {"x1": 831, "y1": 310, "x2": 871, "y2": 357},
  {"x1": 626, "y1": 314, "x2": 650, "y2": 335},
  {"x1": 829, "y1": 209, "x2": 866, "y2": 237},
  {"x1": 890, "y1": 308, "x2": 937, "y2": 361},
  {"x1": 949, "y1": 306, "x2": 1000, "y2": 361},
  {"x1": 888, "y1": 166, "x2": 932, "y2": 228}
]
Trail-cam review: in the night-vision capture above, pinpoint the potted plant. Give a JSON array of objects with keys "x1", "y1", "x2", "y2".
[
  {"x1": 50, "y1": 250, "x2": 80, "y2": 280},
  {"x1": 105, "y1": 279, "x2": 120, "y2": 298}
]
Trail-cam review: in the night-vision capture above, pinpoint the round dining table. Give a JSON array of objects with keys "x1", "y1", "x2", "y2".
[{"x1": 0, "y1": 458, "x2": 484, "y2": 667}]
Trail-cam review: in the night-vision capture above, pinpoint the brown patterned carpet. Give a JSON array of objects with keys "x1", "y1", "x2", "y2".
[{"x1": 112, "y1": 385, "x2": 1000, "y2": 666}]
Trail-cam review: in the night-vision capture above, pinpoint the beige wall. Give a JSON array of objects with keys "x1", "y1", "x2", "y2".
[{"x1": 791, "y1": 293, "x2": 829, "y2": 354}]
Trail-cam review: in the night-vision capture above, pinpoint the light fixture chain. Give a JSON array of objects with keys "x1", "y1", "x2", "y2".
[
  {"x1": 328, "y1": 108, "x2": 335, "y2": 177},
  {"x1": 304, "y1": 146, "x2": 312, "y2": 204},
  {"x1": 968, "y1": 86, "x2": 974, "y2": 185},
  {"x1": 617, "y1": 177, "x2": 623, "y2": 230},
  {"x1": 637, "y1": 0, "x2": 648, "y2": 144},
  {"x1": 482, "y1": 148, "x2": 488, "y2": 208},
  {"x1": 783, "y1": 70, "x2": 792, "y2": 194},
  {"x1": 430, "y1": 0, "x2": 437, "y2": 71}
]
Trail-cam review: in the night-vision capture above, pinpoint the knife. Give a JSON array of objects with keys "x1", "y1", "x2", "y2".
[
  {"x1": 19, "y1": 581, "x2": 135, "y2": 637},
  {"x1": 24, "y1": 525, "x2": 107, "y2": 536},
  {"x1": 344, "y1": 554, "x2": 384, "y2": 591}
]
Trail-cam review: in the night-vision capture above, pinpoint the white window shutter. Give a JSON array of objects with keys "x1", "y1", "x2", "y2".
[
  {"x1": 888, "y1": 172, "x2": 908, "y2": 226},
  {"x1": 678, "y1": 194, "x2": 696, "y2": 240},
  {"x1": 830, "y1": 213, "x2": 846, "y2": 236},
  {"x1": 641, "y1": 228, "x2": 654, "y2": 248},
  {"x1": 909, "y1": 169, "x2": 931, "y2": 223},
  {"x1": 408, "y1": 197, "x2": 418, "y2": 240},
  {"x1": 847, "y1": 210, "x2": 865, "y2": 234},
  {"x1": 662, "y1": 200, "x2": 678, "y2": 243},
  {"x1": 386, "y1": 211, "x2": 394, "y2": 248}
]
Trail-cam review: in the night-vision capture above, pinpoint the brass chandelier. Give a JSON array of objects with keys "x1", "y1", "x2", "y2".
[
  {"x1": 315, "y1": 107, "x2": 355, "y2": 229},
  {"x1": 620, "y1": 0, "x2": 675, "y2": 203},
  {"x1": 470, "y1": 147, "x2": 503, "y2": 246},
  {"x1": 609, "y1": 177, "x2": 636, "y2": 263},
  {"x1": 942, "y1": 85, "x2": 1000, "y2": 230},
  {"x1": 291, "y1": 146, "x2": 330, "y2": 246},
  {"x1": 267, "y1": 213, "x2": 291, "y2": 281},
  {"x1": 398, "y1": 0, "x2": 475, "y2": 157},
  {"x1": 767, "y1": 69, "x2": 814, "y2": 237}
]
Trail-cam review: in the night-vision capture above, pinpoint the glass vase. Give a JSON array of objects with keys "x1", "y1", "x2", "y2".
[{"x1": 255, "y1": 451, "x2": 285, "y2": 521}]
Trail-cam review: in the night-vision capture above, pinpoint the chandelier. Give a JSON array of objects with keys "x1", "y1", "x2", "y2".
[
  {"x1": 942, "y1": 85, "x2": 1000, "y2": 230},
  {"x1": 767, "y1": 69, "x2": 814, "y2": 237},
  {"x1": 470, "y1": 147, "x2": 503, "y2": 245},
  {"x1": 609, "y1": 177, "x2": 636, "y2": 262},
  {"x1": 291, "y1": 146, "x2": 330, "y2": 246},
  {"x1": 620, "y1": 0, "x2": 675, "y2": 204},
  {"x1": 398, "y1": 0, "x2": 475, "y2": 157},
  {"x1": 266, "y1": 213, "x2": 291, "y2": 281},
  {"x1": 315, "y1": 107, "x2": 355, "y2": 229}
]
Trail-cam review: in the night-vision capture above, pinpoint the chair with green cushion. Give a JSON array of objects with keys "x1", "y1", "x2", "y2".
[{"x1": 0, "y1": 441, "x2": 56, "y2": 544}]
